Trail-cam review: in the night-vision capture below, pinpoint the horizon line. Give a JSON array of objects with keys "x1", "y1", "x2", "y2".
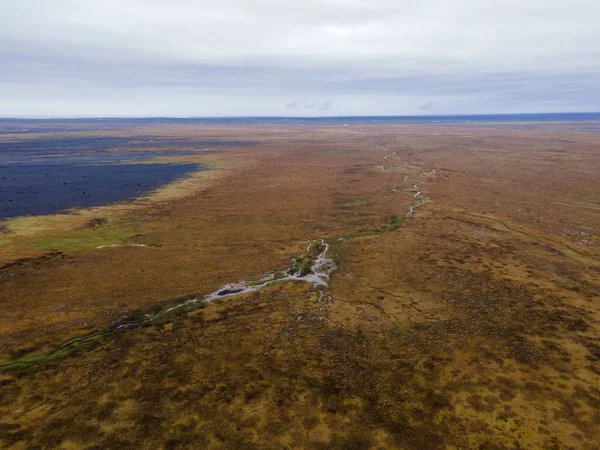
[{"x1": 1, "y1": 112, "x2": 600, "y2": 121}]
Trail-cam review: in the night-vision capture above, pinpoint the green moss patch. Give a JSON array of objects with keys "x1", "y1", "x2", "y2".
[{"x1": 30, "y1": 220, "x2": 141, "y2": 252}]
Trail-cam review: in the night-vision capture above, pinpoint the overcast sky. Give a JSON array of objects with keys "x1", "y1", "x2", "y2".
[{"x1": 1, "y1": 0, "x2": 599, "y2": 117}]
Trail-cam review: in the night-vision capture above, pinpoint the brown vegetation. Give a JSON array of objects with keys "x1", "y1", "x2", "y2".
[{"x1": 1, "y1": 121, "x2": 599, "y2": 448}]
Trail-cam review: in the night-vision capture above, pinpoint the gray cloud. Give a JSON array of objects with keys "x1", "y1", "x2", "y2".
[
  {"x1": 0, "y1": 0, "x2": 599, "y2": 116},
  {"x1": 418, "y1": 101, "x2": 436, "y2": 111},
  {"x1": 286, "y1": 100, "x2": 331, "y2": 110}
]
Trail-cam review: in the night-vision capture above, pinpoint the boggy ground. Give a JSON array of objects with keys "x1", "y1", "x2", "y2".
[{"x1": 1, "y1": 121, "x2": 599, "y2": 449}]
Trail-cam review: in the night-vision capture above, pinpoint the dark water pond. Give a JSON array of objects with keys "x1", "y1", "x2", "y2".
[
  {"x1": 0, "y1": 136, "x2": 234, "y2": 165},
  {"x1": 0, "y1": 163, "x2": 201, "y2": 219},
  {"x1": 0, "y1": 136, "x2": 210, "y2": 219}
]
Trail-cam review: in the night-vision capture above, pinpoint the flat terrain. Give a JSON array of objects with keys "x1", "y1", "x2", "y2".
[{"x1": 1, "y1": 121, "x2": 599, "y2": 449}]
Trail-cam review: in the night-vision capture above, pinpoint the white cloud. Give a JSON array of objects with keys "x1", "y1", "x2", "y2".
[{"x1": 0, "y1": 0, "x2": 599, "y2": 116}]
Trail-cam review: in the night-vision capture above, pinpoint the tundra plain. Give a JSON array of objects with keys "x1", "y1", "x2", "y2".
[{"x1": 1, "y1": 120, "x2": 599, "y2": 449}]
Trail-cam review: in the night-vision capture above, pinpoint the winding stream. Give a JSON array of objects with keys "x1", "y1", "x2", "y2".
[
  {"x1": 0, "y1": 240, "x2": 337, "y2": 372},
  {"x1": 204, "y1": 239, "x2": 335, "y2": 302},
  {"x1": 381, "y1": 148, "x2": 426, "y2": 217}
]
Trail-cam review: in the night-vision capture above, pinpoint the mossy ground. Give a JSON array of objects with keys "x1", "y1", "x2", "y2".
[{"x1": 29, "y1": 219, "x2": 142, "y2": 251}]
